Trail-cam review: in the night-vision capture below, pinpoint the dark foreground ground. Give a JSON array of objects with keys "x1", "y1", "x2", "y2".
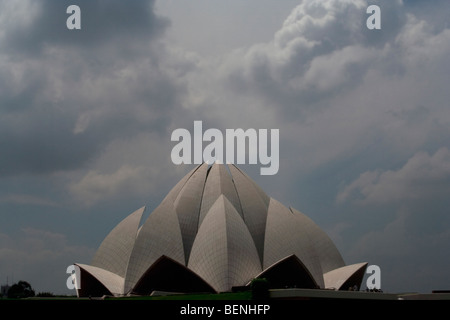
[{"x1": 2, "y1": 288, "x2": 449, "y2": 319}]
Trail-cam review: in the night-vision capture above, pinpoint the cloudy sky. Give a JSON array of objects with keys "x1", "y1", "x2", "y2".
[{"x1": 1, "y1": 0, "x2": 449, "y2": 295}]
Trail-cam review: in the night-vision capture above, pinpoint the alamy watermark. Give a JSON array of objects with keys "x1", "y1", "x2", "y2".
[
  {"x1": 366, "y1": 264, "x2": 381, "y2": 290},
  {"x1": 66, "y1": 264, "x2": 81, "y2": 290},
  {"x1": 171, "y1": 121, "x2": 280, "y2": 175},
  {"x1": 65, "y1": 4, "x2": 381, "y2": 31},
  {"x1": 66, "y1": 5, "x2": 81, "y2": 30}
]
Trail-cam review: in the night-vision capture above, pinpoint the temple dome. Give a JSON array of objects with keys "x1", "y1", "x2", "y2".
[{"x1": 75, "y1": 163, "x2": 367, "y2": 296}]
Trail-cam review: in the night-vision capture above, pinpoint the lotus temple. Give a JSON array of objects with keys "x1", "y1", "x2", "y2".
[{"x1": 75, "y1": 163, "x2": 367, "y2": 297}]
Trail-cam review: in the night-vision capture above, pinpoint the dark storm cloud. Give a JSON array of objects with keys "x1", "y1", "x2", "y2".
[
  {"x1": 0, "y1": 110, "x2": 96, "y2": 176},
  {"x1": 0, "y1": 0, "x2": 189, "y2": 176},
  {"x1": 2, "y1": 0, "x2": 169, "y2": 56}
]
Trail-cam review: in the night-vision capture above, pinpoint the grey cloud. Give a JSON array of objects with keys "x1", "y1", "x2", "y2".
[
  {"x1": 217, "y1": 0, "x2": 410, "y2": 119},
  {"x1": 68, "y1": 138, "x2": 178, "y2": 208},
  {"x1": 334, "y1": 148, "x2": 450, "y2": 292},
  {"x1": 0, "y1": 194, "x2": 58, "y2": 207},
  {"x1": 346, "y1": 208, "x2": 450, "y2": 293},
  {"x1": 336, "y1": 148, "x2": 450, "y2": 206}
]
